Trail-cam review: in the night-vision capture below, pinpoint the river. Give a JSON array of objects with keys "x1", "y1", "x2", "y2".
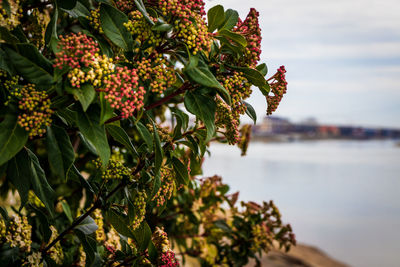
[{"x1": 202, "y1": 140, "x2": 400, "y2": 267}]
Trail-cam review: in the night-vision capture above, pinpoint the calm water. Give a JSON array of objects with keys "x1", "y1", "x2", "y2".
[{"x1": 202, "y1": 140, "x2": 400, "y2": 267}]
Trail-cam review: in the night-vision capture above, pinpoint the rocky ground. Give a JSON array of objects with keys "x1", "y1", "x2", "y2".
[{"x1": 246, "y1": 243, "x2": 350, "y2": 267}]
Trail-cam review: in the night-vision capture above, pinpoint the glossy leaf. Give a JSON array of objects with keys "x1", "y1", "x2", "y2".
[
  {"x1": 218, "y1": 29, "x2": 247, "y2": 47},
  {"x1": 100, "y1": 3, "x2": 133, "y2": 50},
  {"x1": 66, "y1": 83, "x2": 96, "y2": 111},
  {"x1": 132, "y1": 221, "x2": 152, "y2": 252},
  {"x1": 44, "y1": 4, "x2": 58, "y2": 46},
  {"x1": 106, "y1": 124, "x2": 138, "y2": 157},
  {"x1": 171, "y1": 157, "x2": 189, "y2": 186},
  {"x1": 46, "y1": 125, "x2": 75, "y2": 181},
  {"x1": 61, "y1": 201, "x2": 73, "y2": 223},
  {"x1": 100, "y1": 92, "x2": 114, "y2": 124},
  {"x1": 152, "y1": 23, "x2": 173, "y2": 32},
  {"x1": 76, "y1": 106, "x2": 110, "y2": 166},
  {"x1": 7, "y1": 150, "x2": 32, "y2": 208},
  {"x1": 134, "y1": 0, "x2": 155, "y2": 25},
  {"x1": 75, "y1": 215, "x2": 98, "y2": 235},
  {"x1": 256, "y1": 63, "x2": 268, "y2": 76},
  {"x1": 0, "y1": 113, "x2": 28, "y2": 166},
  {"x1": 184, "y1": 90, "x2": 216, "y2": 141},
  {"x1": 106, "y1": 209, "x2": 134, "y2": 238},
  {"x1": 185, "y1": 57, "x2": 231, "y2": 104},
  {"x1": 57, "y1": 0, "x2": 77, "y2": 10},
  {"x1": 220, "y1": 9, "x2": 239, "y2": 31},
  {"x1": 229, "y1": 65, "x2": 266, "y2": 87},
  {"x1": 136, "y1": 122, "x2": 153, "y2": 151},
  {"x1": 27, "y1": 148, "x2": 56, "y2": 216},
  {"x1": 3, "y1": 44, "x2": 53, "y2": 85},
  {"x1": 243, "y1": 101, "x2": 257, "y2": 124},
  {"x1": 207, "y1": 5, "x2": 225, "y2": 32}
]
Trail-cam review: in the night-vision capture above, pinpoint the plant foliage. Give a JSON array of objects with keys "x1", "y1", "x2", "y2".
[{"x1": 0, "y1": 0, "x2": 293, "y2": 266}]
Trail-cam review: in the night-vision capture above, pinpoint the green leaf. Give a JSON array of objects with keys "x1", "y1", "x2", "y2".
[
  {"x1": 258, "y1": 82, "x2": 270, "y2": 96},
  {"x1": 99, "y1": 92, "x2": 114, "y2": 124},
  {"x1": 0, "y1": 26, "x2": 19, "y2": 44},
  {"x1": 171, "y1": 157, "x2": 189, "y2": 186},
  {"x1": 75, "y1": 215, "x2": 98, "y2": 235},
  {"x1": 61, "y1": 201, "x2": 73, "y2": 223},
  {"x1": 184, "y1": 90, "x2": 216, "y2": 141},
  {"x1": 207, "y1": 5, "x2": 225, "y2": 32},
  {"x1": 152, "y1": 121, "x2": 163, "y2": 176},
  {"x1": 134, "y1": 0, "x2": 155, "y2": 26},
  {"x1": 151, "y1": 22, "x2": 173, "y2": 32},
  {"x1": 229, "y1": 65, "x2": 266, "y2": 87},
  {"x1": 0, "y1": 113, "x2": 28, "y2": 166},
  {"x1": 106, "y1": 209, "x2": 134, "y2": 238},
  {"x1": 3, "y1": 44, "x2": 53, "y2": 85},
  {"x1": 27, "y1": 148, "x2": 56, "y2": 215},
  {"x1": 218, "y1": 29, "x2": 247, "y2": 47},
  {"x1": 100, "y1": 3, "x2": 133, "y2": 50},
  {"x1": 243, "y1": 101, "x2": 257, "y2": 124},
  {"x1": 106, "y1": 124, "x2": 138, "y2": 157},
  {"x1": 256, "y1": 63, "x2": 268, "y2": 76},
  {"x1": 46, "y1": 125, "x2": 75, "y2": 181},
  {"x1": 76, "y1": 106, "x2": 110, "y2": 166},
  {"x1": 7, "y1": 151, "x2": 31, "y2": 208},
  {"x1": 44, "y1": 4, "x2": 58, "y2": 46},
  {"x1": 66, "y1": 83, "x2": 96, "y2": 111},
  {"x1": 220, "y1": 9, "x2": 239, "y2": 31},
  {"x1": 132, "y1": 221, "x2": 152, "y2": 252},
  {"x1": 57, "y1": 0, "x2": 77, "y2": 10},
  {"x1": 136, "y1": 122, "x2": 153, "y2": 151},
  {"x1": 184, "y1": 57, "x2": 231, "y2": 104},
  {"x1": 63, "y1": 1, "x2": 90, "y2": 18},
  {"x1": 150, "y1": 172, "x2": 161, "y2": 200}
]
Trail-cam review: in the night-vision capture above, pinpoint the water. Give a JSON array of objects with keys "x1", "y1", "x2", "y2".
[{"x1": 202, "y1": 140, "x2": 400, "y2": 267}]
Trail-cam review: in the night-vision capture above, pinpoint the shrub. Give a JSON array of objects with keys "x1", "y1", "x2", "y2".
[{"x1": 0, "y1": 0, "x2": 293, "y2": 266}]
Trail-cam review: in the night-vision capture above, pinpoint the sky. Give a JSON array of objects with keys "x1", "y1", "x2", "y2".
[{"x1": 205, "y1": 0, "x2": 400, "y2": 128}]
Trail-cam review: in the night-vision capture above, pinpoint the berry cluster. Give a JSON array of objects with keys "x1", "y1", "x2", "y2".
[
  {"x1": 137, "y1": 54, "x2": 176, "y2": 94},
  {"x1": 0, "y1": 0, "x2": 22, "y2": 30},
  {"x1": 10, "y1": 84, "x2": 53, "y2": 138},
  {"x1": 238, "y1": 124, "x2": 252, "y2": 156},
  {"x1": 250, "y1": 223, "x2": 273, "y2": 253},
  {"x1": 147, "y1": 123, "x2": 172, "y2": 143},
  {"x1": 94, "y1": 152, "x2": 132, "y2": 180},
  {"x1": 266, "y1": 66, "x2": 287, "y2": 115},
  {"x1": 54, "y1": 33, "x2": 114, "y2": 88},
  {"x1": 220, "y1": 71, "x2": 252, "y2": 104},
  {"x1": 47, "y1": 226, "x2": 64, "y2": 265},
  {"x1": 23, "y1": 8, "x2": 49, "y2": 48},
  {"x1": 156, "y1": 0, "x2": 211, "y2": 54},
  {"x1": 87, "y1": 8, "x2": 103, "y2": 34},
  {"x1": 131, "y1": 191, "x2": 147, "y2": 230},
  {"x1": 234, "y1": 8, "x2": 262, "y2": 68},
  {"x1": 26, "y1": 252, "x2": 43, "y2": 267},
  {"x1": 115, "y1": 0, "x2": 135, "y2": 12},
  {"x1": 152, "y1": 167, "x2": 175, "y2": 207},
  {"x1": 215, "y1": 97, "x2": 240, "y2": 145},
  {"x1": 103, "y1": 66, "x2": 145, "y2": 118},
  {"x1": 104, "y1": 227, "x2": 122, "y2": 253},
  {"x1": 0, "y1": 215, "x2": 32, "y2": 252},
  {"x1": 93, "y1": 209, "x2": 106, "y2": 242},
  {"x1": 152, "y1": 227, "x2": 179, "y2": 266},
  {"x1": 124, "y1": 10, "x2": 161, "y2": 47}
]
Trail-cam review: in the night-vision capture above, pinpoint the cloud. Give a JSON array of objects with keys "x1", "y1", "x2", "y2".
[{"x1": 205, "y1": 0, "x2": 400, "y2": 127}]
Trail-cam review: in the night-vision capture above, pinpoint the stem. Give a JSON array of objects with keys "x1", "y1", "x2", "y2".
[{"x1": 144, "y1": 82, "x2": 190, "y2": 110}]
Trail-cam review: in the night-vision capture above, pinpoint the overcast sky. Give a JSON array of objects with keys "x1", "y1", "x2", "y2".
[{"x1": 205, "y1": 0, "x2": 400, "y2": 128}]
